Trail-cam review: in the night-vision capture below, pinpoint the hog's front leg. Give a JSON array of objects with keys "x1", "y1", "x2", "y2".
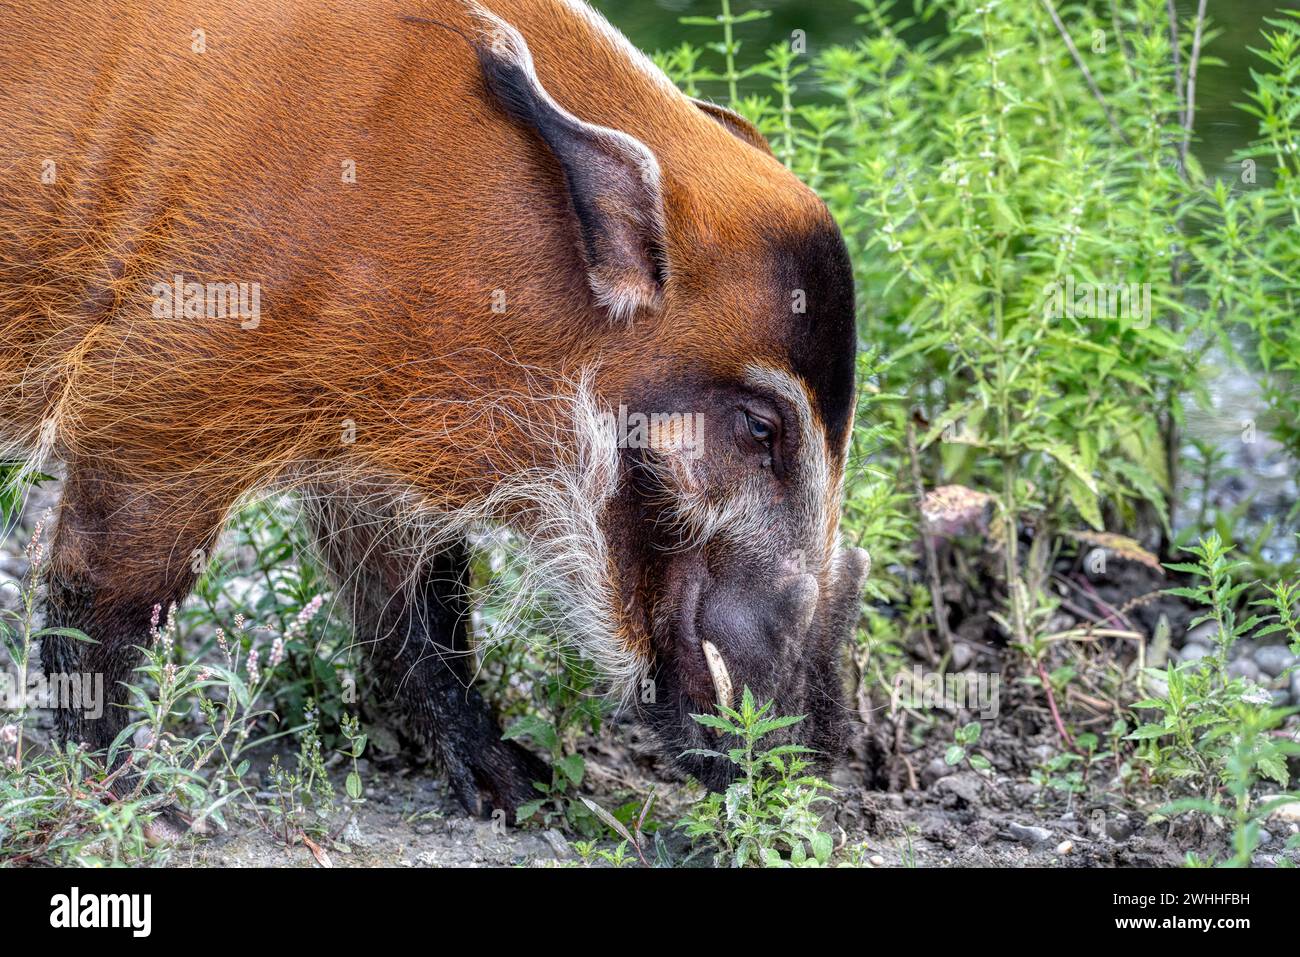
[{"x1": 304, "y1": 501, "x2": 548, "y2": 820}]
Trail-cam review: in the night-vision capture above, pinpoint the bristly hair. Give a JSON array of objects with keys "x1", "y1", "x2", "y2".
[{"x1": 294, "y1": 367, "x2": 646, "y2": 704}]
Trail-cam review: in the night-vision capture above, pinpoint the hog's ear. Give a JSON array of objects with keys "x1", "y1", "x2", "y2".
[
  {"x1": 690, "y1": 98, "x2": 774, "y2": 157},
  {"x1": 474, "y1": 15, "x2": 666, "y2": 324}
]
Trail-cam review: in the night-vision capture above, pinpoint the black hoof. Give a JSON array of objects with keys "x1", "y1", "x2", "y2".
[{"x1": 444, "y1": 738, "x2": 550, "y2": 822}]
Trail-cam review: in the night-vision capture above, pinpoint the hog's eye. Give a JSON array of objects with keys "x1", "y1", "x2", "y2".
[
  {"x1": 746, "y1": 413, "x2": 773, "y2": 444},
  {"x1": 734, "y1": 405, "x2": 781, "y2": 463}
]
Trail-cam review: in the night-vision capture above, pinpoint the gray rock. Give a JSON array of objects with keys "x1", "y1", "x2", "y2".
[
  {"x1": 1143, "y1": 674, "x2": 1169, "y2": 700},
  {"x1": 1030, "y1": 744, "x2": 1056, "y2": 764},
  {"x1": 923, "y1": 757, "x2": 956, "y2": 786},
  {"x1": 951, "y1": 641, "x2": 976, "y2": 672},
  {"x1": 1008, "y1": 822, "x2": 1052, "y2": 845},
  {"x1": 1012, "y1": 783, "x2": 1041, "y2": 804},
  {"x1": 1271, "y1": 689, "x2": 1292, "y2": 708},
  {"x1": 1183, "y1": 622, "x2": 1219, "y2": 648},
  {"x1": 1253, "y1": 645, "x2": 1297, "y2": 678},
  {"x1": 541, "y1": 828, "x2": 573, "y2": 860},
  {"x1": 1227, "y1": 658, "x2": 1261, "y2": 682},
  {"x1": 508, "y1": 834, "x2": 559, "y2": 860},
  {"x1": 933, "y1": 773, "x2": 982, "y2": 805}
]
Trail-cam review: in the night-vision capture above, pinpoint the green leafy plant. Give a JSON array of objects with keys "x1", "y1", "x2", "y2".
[
  {"x1": 574, "y1": 791, "x2": 660, "y2": 867},
  {"x1": 0, "y1": 462, "x2": 52, "y2": 528},
  {"x1": 1030, "y1": 751, "x2": 1087, "y2": 798},
  {"x1": 1190, "y1": 10, "x2": 1300, "y2": 462},
  {"x1": 1127, "y1": 534, "x2": 1300, "y2": 863},
  {"x1": 946, "y1": 720, "x2": 993, "y2": 774},
  {"x1": 660, "y1": 0, "x2": 1300, "y2": 870},
  {"x1": 1254, "y1": 572, "x2": 1300, "y2": 661},
  {"x1": 1163, "y1": 701, "x2": 1300, "y2": 867},
  {"x1": 188, "y1": 500, "x2": 351, "y2": 746},
  {"x1": 0, "y1": 505, "x2": 361, "y2": 864},
  {"x1": 679, "y1": 687, "x2": 835, "y2": 868},
  {"x1": 499, "y1": 641, "x2": 606, "y2": 834}
]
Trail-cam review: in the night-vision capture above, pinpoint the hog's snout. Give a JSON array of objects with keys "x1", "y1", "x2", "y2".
[
  {"x1": 654, "y1": 545, "x2": 870, "y2": 790},
  {"x1": 688, "y1": 570, "x2": 819, "y2": 708}
]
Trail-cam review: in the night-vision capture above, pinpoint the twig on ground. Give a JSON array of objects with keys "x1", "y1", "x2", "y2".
[
  {"x1": 1036, "y1": 657, "x2": 1078, "y2": 752},
  {"x1": 906, "y1": 413, "x2": 952, "y2": 659}
]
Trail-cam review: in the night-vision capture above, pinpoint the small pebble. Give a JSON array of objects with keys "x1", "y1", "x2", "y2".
[
  {"x1": 1253, "y1": 645, "x2": 1297, "y2": 678},
  {"x1": 869, "y1": 855, "x2": 885, "y2": 867},
  {"x1": 1056, "y1": 840, "x2": 1073, "y2": 855},
  {"x1": 923, "y1": 757, "x2": 956, "y2": 786},
  {"x1": 1227, "y1": 657, "x2": 1261, "y2": 682},
  {"x1": 1182, "y1": 622, "x2": 1218, "y2": 648},
  {"x1": 1009, "y1": 822, "x2": 1052, "y2": 845}
]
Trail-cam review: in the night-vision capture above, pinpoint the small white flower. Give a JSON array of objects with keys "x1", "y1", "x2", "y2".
[{"x1": 1241, "y1": 686, "x2": 1272, "y2": 706}]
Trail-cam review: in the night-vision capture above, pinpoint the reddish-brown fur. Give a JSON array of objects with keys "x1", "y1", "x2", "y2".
[
  {"x1": 0, "y1": 0, "x2": 860, "y2": 817},
  {"x1": 0, "y1": 0, "x2": 830, "y2": 519}
]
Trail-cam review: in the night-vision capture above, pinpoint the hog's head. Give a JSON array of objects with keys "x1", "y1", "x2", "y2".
[{"x1": 474, "y1": 10, "x2": 867, "y2": 787}]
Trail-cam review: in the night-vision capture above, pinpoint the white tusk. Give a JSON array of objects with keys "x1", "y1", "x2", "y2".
[{"x1": 700, "y1": 640, "x2": 733, "y2": 711}]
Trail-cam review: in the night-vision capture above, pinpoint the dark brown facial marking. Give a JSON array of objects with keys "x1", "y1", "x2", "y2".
[{"x1": 769, "y1": 222, "x2": 857, "y2": 451}]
